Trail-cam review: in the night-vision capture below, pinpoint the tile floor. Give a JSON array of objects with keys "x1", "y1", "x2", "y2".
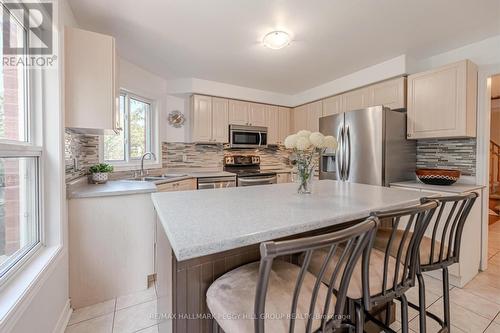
[{"x1": 65, "y1": 220, "x2": 500, "y2": 333}]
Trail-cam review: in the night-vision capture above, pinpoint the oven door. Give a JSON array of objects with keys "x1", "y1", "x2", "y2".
[
  {"x1": 229, "y1": 125, "x2": 268, "y2": 148},
  {"x1": 237, "y1": 175, "x2": 277, "y2": 187}
]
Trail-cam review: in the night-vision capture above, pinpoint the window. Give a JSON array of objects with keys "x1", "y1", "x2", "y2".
[
  {"x1": 104, "y1": 92, "x2": 155, "y2": 164},
  {"x1": 0, "y1": 5, "x2": 41, "y2": 280}
]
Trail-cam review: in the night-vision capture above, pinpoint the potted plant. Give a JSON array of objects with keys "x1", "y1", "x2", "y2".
[
  {"x1": 88, "y1": 163, "x2": 114, "y2": 184},
  {"x1": 284, "y1": 130, "x2": 337, "y2": 194}
]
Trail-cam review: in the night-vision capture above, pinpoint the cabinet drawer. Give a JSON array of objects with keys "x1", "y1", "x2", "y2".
[{"x1": 157, "y1": 179, "x2": 197, "y2": 192}]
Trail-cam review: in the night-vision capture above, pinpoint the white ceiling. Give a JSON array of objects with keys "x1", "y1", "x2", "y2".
[{"x1": 67, "y1": 0, "x2": 500, "y2": 94}]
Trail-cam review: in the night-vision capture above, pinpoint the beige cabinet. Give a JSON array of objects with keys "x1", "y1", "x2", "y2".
[
  {"x1": 65, "y1": 27, "x2": 119, "y2": 133},
  {"x1": 248, "y1": 103, "x2": 267, "y2": 126},
  {"x1": 191, "y1": 95, "x2": 228, "y2": 143},
  {"x1": 323, "y1": 95, "x2": 343, "y2": 116},
  {"x1": 156, "y1": 178, "x2": 197, "y2": 192},
  {"x1": 372, "y1": 77, "x2": 406, "y2": 110},
  {"x1": 277, "y1": 107, "x2": 291, "y2": 144},
  {"x1": 265, "y1": 105, "x2": 279, "y2": 145},
  {"x1": 343, "y1": 87, "x2": 374, "y2": 112},
  {"x1": 277, "y1": 172, "x2": 292, "y2": 184},
  {"x1": 228, "y1": 100, "x2": 249, "y2": 125},
  {"x1": 407, "y1": 60, "x2": 477, "y2": 139},
  {"x1": 212, "y1": 97, "x2": 229, "y2": 142},
  {"x1": 293, "y1": 101, "x2": 322, "y2": 133},
  {"x1": 292, "y1": 105, "x2": 308, "y2": 133}
]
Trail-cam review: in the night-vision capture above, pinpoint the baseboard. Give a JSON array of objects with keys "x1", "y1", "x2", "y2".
[{"x1": 53, "y1": 299, "x2": 72, "y2": 333}]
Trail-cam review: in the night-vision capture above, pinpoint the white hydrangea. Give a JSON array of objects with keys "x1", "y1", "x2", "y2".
[
  {"x1": 309, "y1": 132, "x2": 325, "y2": 148},
  {"x1": 284, "y1": 134, "x2": 298, "y2": 149},
  {"x1": 323, "y1": 135, "x2": 338, "y2": 149},
  {"x1": 297, "y1": 130, "x2": 312, "y2": 138},
  {"x1": 295, "y1": 136, "x2": 311, "y2": 150}
]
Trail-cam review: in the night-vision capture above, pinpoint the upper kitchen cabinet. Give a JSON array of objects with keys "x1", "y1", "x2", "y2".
[
  {"x1": 293, "y1": 101, "x2": 323, "y2": 132},
  {"x1": 277, "y1": 107, "x2": 291, "y2": 144},
  {"x1": 343, "y1": 87, "x2": 373, "y2": 112},
  {"x1": 190, "y1": 95, "x2": 228, "y2": 143},
  {"x1": 407, "y1": 60, "x2": 477, "y2": 139},
  {"x1": 372, "y1": 77, "x2": 406, "y2": 110},
  {"x1": 323, "y1": 95, "x2": 343, "y2": 116},
  {"x1": 265, "y1": 105, "x2": 279, "y2": 144},
  {"x1": 248, "y1": 103, "x2": 267, "y2": 126},
  {"x1": 228, "y1": 100, "x2": 249, "y2": 125},
  {"x1": 65, "y1": 27, "x2": 119, "y2": 133}
]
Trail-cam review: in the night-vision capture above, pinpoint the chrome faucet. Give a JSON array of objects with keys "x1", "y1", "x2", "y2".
[{"x1": 139, "y1": 152, "x2": 156, "y2": 177}]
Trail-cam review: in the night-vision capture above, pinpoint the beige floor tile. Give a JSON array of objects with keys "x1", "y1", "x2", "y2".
[
  {"x1": 68, "y1": 299, "x2": 116, "y2": 325},
  {"x1": 136, "y1": 325, "x2": 159, "y2": 333},
  {"x1": 490, "y1": 253, "x2": 500, "y2": 266},
  {"x1": 405, "y1": 284, "x2": 441, "y2": 308},
  {"x1": 490, "y1": 232, "x2": 500, "y2": 250},
  {"x1": 490, "y1": 222, "x2": 500, "y2": 233},
  {"x1": 113, "y1": 299, "x2": 158, "y2": 333},
  {"x1": 449, "y1": 287, "x2": 500, "y2": 320},
  {"x1": 394, "y1": 299, "x2": 419, "y2": 322},
  {"x1": 464, "y1": 276, "x2": 500, "y2": 304},
  {"x1": 116, "y1": 287, "x2": 157, "y2": 310},
  {"x1": 489, "y1": 248, "x2": 500, "y2": 259},
  {"x1": 421, "y1": 274, "x2": 453, "y2": 296},
  {"x1": 65, "y1": 313, "x2": 113, "y2": 333},
  {"x1": 425, "y1": 297, "x2": 491, "y2": 332},
  {"x1": 408, "y1": 314, "x2": 466, "y2": 333},
  {"x1": 486, "y1": 322, "x2": 500, "y2": 333}
]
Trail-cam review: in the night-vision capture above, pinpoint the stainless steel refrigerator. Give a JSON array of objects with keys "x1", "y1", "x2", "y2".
[{"x1": 319, "y1": 105, "x2": 416, "y2": 186}]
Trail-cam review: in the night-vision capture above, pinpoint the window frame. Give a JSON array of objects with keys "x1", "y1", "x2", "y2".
[
  {"x1": 0, "y1": 3, "x2": 44, "y2": 287},
  {"x1": 103, "y1": 90, "x2": 159, "y2": 170}
]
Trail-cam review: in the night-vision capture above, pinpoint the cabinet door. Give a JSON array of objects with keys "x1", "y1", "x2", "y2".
[
  {"x1": 156, "y1": 182, "x2": 177, "y2": 192},
  {"x1": 372, "y1": 77, "x2": 406, "y2": 109},
  {"x1": 306, "y1": 101, "x2": 323, "y2": 132},
  {"x1": 343, "y1": 87, "x2": 374, "y2": 112},
  {"x1": 65, "y1": 27, "x2": 117, "y2": 132},
  {"x1": 212, "y1": 97, "x2": 229, "y2": 143},
  {"x1": 265, "y1": 105, "x2": 279, "y2": 145},
  {"x1": 191, "y1": 95, "x2": 213, "y2": 142},
  {"x1": 407, "y1": 60, "x2": 476, "y2": 139},
  {"x1": 248, "y1": 103, "x2": 267, "y2": 126},
  {"x1": 323, "y1": 95, "x2": 343, "y2": 116},
  {"x1": 293, "y1": 105, "x2": 308, "y2": 133},
  {"x1": 278, "y1": 107, "x2": 291, "y2": 144},
  {"x1": 176, "y1": 179, "x2": 197, "y2": 191},
  {"x1": 228, "y1": 100, "x2": 249, "y2": 125},
  {"x1": 277, "y1": 172, "x2": 291, "y2": 183}
]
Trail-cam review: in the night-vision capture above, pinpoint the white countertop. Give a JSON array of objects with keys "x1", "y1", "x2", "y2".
[
  {"x1": 152, "y1": 180, "x2": 434, "y2": 261},
  {"x1": 390, "y1": 180, "x2": 485, "y2": 193},
  {"x1": 67, "y1": 180, "x2": 157, "y2": 199}
]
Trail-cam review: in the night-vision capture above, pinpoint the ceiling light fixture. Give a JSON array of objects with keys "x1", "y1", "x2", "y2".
[{"x1": 262, "y1": 31, "x2": 291, "y2": 50}]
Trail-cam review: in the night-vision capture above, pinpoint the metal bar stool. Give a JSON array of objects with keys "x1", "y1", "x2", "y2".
[
  {"x1": 406, "y1": 192, "x2": 478, "y2": 333},
  {"x1": 206, "y1": 217, "x2": 378, "y2": 333},
  {"x1": 305, "y1": 201, "x2": 438, "y2": 333}
]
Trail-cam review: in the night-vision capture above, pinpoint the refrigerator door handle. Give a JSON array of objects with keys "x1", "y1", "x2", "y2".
[
  {"x1": 345, "y1": 125, "x2": 351, "y2": 180},
  {"x1": 337, "y1": 126, "x2": 344, "y2": 180}
]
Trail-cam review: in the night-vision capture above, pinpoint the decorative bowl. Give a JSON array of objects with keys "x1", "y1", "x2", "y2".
[{"x1": 415, "y1": 168, "x2": 461, "y2": 186}]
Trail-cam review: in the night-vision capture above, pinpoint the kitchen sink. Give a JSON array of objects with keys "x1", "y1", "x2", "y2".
[{"x1": 129, "y1": 174, "x2": 188, "y2": 182}]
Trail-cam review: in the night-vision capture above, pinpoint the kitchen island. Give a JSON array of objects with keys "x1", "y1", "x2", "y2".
[{"x1": 152, "y1": 180, "x2": 435, "y2": 333}]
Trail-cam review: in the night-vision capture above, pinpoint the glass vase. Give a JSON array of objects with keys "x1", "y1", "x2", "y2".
[{"x1": 296, "y1": 165, "x2": 314, "y2": 194}]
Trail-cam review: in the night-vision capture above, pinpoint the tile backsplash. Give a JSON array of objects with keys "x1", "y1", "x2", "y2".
[
  {"x1": 65, "y1": 129, "x2": 99, "y2": 181},
  {"x1": 416, "y1": 138, "x2": 476, "y2": 176}
]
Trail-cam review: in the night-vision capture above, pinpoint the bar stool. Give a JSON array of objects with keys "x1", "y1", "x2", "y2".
[
  {"x1": 407, "y1": 193, "x2": 478, "y2": 333},
  {"x1": 305, "y1": 201, "x2": 438, "y2": 333},
  {"x1": 206, "y1": 217, "x2": 379, "y2": 333}
]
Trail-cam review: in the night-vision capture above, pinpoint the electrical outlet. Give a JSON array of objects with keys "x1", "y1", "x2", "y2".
[{"x1": 182, "y1": 154, "x2": 188, "y2": 162}]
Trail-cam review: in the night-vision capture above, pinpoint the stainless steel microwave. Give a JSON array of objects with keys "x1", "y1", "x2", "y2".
[{"x1": 229, "y1": 125, "x2": 268, "y2": 148}]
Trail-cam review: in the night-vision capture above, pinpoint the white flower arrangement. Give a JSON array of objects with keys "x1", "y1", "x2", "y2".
[{"x1": 284, "y1": 131, "x2": 338, "y2": 193}]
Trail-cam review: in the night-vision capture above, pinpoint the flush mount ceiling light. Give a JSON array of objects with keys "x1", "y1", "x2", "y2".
[{"x1": 262, "y1": 31, "x2": 291, "y2": 50}]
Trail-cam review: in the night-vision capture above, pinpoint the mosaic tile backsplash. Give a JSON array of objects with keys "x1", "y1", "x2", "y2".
[
  {"x1": 416, "y1": 138, "x2": 476, "y2": 176},
  {"x1": 65, "y1": 129, "x2": 99, "y2": 181}
]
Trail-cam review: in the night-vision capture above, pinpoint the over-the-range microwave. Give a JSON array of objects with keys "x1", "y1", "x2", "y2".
[{"x1": 229, "y1": 124, "x2": 268, "y2": 148}]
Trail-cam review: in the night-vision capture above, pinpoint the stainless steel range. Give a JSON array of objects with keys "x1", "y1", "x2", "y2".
[{"x1": 223, "y1": 155, "x2": 277, "y2": 187}]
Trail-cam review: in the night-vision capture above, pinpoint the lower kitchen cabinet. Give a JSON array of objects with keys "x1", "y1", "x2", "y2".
[
  {"x1": 156, "y1": 178, "x2": 197, "y2": 192},
  {"x1": 277, "y1": 172, "x2": 292, "y2": 183},
  {"x1": 68, "y1": 193, "x2": 155, "y2": 308}
]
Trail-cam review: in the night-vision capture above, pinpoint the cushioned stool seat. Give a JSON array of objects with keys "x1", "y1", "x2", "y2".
[
  {"x1": 306, "y1": 248, "x2": 404, "y2": 299},
  {"x1": 206, "y1": 260, "x2": 336, "y2": 333},
  {"x1": 374, "y1": 228, "x2": 448, "y2": 265}
]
